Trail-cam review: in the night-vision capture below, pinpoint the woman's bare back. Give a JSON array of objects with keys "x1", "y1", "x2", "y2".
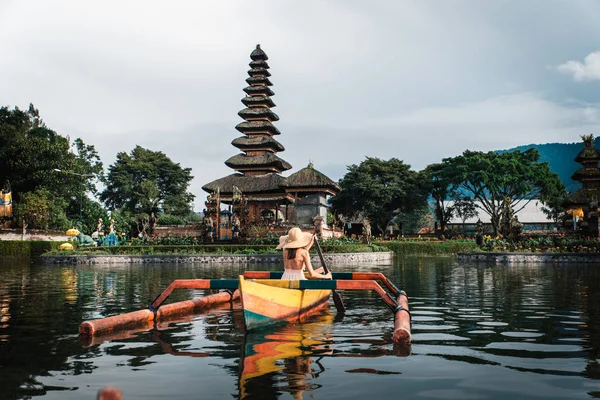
[{"x1": 283, "y1": 248, "x2": 308, "y2": 271}]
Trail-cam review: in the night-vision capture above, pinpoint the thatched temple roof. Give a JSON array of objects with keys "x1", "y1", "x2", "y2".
[
  {"x1": 250, "y1": 44, "x2": 268, "y2": 61},
  {"x1": 238, "y1": 107, "x2": 279, "y2": 121},
  {"x1": 225, "y1": 153, "x2": 292, "y2": 172},
  {"x1": 203, "y1": 173, "x2": 287, "y2": 194},
  {"x1": 249, "y1": 59, "x2": 269, "y2": 69},
  {"x1": 246, "y1": 76, "x2": 273, "y2": 86},
  {"x1": 567, "y1": 188, "x2": 600, "y2": 206},
  {"x1": 241, "y1": 95, "x2": 275, "y2": 108},
  {"x1": 567, "y1": 135, "x2": 600, "y2": 209},
  {"x1": 571, "y1": 168, "x2": 600, "y2": 182},
  {"x1": 248, "y1": 68, "x2": 271, "y2": 77},
  {"x1": 575, "y1": 147, "x2": 600, "y2": 163},
  {"x1": 235, "y1": 121, "x2": 280, "y2": 135},
  {"x1": 243, "y1": 85, "x2": 274, "y2": 96},
  {"x1": 231, "y1": 136, "x2": 285, "y2": 152},
  {"x1": 283, "y1": 163, "x2": 341, "y2": 194}
]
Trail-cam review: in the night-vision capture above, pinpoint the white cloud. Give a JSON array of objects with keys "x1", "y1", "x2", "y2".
[
  {"x1": 557, "y1": 51, "x2": 600, "y2": 81},
  {"x1": 2, "y1": 1, "x2": 600, "y2": 208}
]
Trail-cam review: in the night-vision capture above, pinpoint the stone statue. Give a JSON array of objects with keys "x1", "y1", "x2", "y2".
[
  {"x1": 204, "y1": 215, "x2": 214, "y2": 243},
  {"x1": 75, "y1": 232, "x2": 96, "y2": 247},
  {"x1": 148, "y1": 212, "x2": 158, "y2": 236},
  {"x1": 232, "y1": 214, "x2": 241, "y2": 241},
  {"x1": 313, "y1": 215, "x2": 324, "y2": 239},
  {"x1": 588, "y1": 195, "x2": 599, "y2": 238},
  {"x1": 509, "y1": 214, "x2": 523, "y2": 241},
  {"x1": 97, "y1": 218, "x2": 104, "y2": 236},
  {"x1": 475, "y1": 219, "x2": 484, "y2": 247},
  {"x1": 499, "y1": 197, "x2": 522, "y2": 241},
  {"x1": 362, "y1": 218, "x2": 372, "y2": 245}
]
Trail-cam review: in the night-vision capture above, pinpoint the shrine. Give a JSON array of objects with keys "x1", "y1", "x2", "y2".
[
  {"x1": 202, "y1": 45, "x2": 340, "y2": 238},
  {"x1": 566, "y1": 134, "x2": 600, "y2": 237}
]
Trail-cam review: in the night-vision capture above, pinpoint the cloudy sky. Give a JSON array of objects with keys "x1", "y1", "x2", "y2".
[{"x1": 2, "y1": 0, "x2": 600, "y2": 208}]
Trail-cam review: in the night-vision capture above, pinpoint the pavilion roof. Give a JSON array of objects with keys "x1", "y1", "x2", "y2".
[
  {"x1": 283, "y1": 163, "x2": 341, "y2": 193},
  {"x1": 203, "y1": 173, "x2": 286, "y2": 194}
]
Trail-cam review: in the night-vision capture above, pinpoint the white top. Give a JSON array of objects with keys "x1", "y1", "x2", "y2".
[{"x1": 281, "y1": 268, "x2": 307, "y2": 281}]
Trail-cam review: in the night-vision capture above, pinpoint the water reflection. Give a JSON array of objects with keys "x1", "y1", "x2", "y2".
[
  {"x1": 239, "y1": 313, "x2": 335, "y2": 399},
  {"x1": 144, "y1": 310, "x2": 409, "y2": 400},
  {"x1": 1, "y1": 259, "x2": 600, "y2": 399}
]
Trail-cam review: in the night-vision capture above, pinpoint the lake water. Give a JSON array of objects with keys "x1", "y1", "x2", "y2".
[{"x1": 1, "y1": 257, "x2": 599, "y2": 400}]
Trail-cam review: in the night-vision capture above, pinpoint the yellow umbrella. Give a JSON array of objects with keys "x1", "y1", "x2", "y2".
[
  {"x1": 571, "y1": 208, "x2": 584, "y2": 218},
  {"x1": 66, "y1": 228, "x2": 80, "y2": 237},
  {"x1": 59, "y1": 242, "x2": 74, "y2": 250}
]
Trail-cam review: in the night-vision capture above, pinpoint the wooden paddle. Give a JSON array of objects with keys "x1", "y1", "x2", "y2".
[{"x1": 314, "y1": 236, "x2": 346, "y2": 313}]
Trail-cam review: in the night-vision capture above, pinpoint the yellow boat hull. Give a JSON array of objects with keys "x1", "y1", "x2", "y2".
[{"x1": 239, "y1": 276, "x2": 331, "y2": 331}]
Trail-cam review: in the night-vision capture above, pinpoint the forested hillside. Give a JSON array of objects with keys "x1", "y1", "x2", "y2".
[{"x1": 500, "y1": 138, "x2": 598, "y2": 193}]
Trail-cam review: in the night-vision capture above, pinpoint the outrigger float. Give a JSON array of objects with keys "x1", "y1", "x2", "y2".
[{"x1": 79, "y1": 271, "x2": 411, "y2": 345}]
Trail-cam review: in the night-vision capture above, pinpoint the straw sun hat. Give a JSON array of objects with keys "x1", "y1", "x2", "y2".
[
  {"x1": 275, "y1": 235, "x2": 289, "y2": 250},
  {"x1": 278, "y1": 227, "x2": 314, "y2": 250}
]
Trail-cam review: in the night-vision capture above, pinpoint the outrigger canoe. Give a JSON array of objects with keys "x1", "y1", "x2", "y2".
[
  {"x1": 239, "y1": 275, "x2": 331, "y2": 331},
  {"x1": 79, "y1": 272, "x2": 412, "y2": 345}
]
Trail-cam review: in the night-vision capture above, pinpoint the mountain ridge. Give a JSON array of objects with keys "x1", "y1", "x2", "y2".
[{"x1": 499, "y1": 138, "x2": 599, "y2": 193}]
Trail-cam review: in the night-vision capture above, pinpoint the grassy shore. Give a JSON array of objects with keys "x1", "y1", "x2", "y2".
[
  {"x1": 2, "y1": 239, "x2": 481, "y2": 260},
  {"x1": 376, "y1": 240, "x2": 479, "y2": 256}
]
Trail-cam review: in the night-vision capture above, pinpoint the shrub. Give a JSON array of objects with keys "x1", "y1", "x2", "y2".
[
  {"x1": 377, "y1": 240, "x2": 479, "y2": 256},
  {"x1": 0, "y1": 240, "x2": 62, "y2": 259},
  {"x1": 156, "y1": 214, "x2": 187, "y2": 226}
]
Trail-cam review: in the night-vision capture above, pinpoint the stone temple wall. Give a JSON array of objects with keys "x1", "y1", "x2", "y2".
[
  {"x1": 42, "y1": 251, "x2": 394, "y2": 265},
  {"x1": 458, "y1": 252, "x2": 600, "y2": 264}
]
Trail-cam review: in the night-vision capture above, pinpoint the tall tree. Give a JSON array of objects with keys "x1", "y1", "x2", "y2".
[
  {"x1": 423, "y1": 163, "x2": 460, "y2": 234},
  {"x1": 101, "y1": 146, "x2": 195, "y2": 217},
  {"x1": 0, "y1": 104, "x2": 105, "y2": 229},
  {"x1": 444, "y1": 149, "x2": 567, "y2": 235},
  {"x1": 0, "y1": 104, "x2": 79, "y2": 200},
  {"x1": 330, "y1": 157, "x2": 428, "y2": 234},
  {"x1": 73, "y1": 138, "x2": 106, "y2": 195},
  {"x1": 454, "y1": 197, "x2": 478, "y2": 234}
]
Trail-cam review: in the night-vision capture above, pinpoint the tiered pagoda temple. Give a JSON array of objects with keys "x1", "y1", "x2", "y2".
[
  {"x1": 566, "y1": 134, "x2": 600, "y2": 237},
  {"x1": 203, "y1": 45, "x2": 340, "y2": 228}
]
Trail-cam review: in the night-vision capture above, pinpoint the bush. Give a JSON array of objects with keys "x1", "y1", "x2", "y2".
[
  {"x1": 479, "y1": 234, "x2": 600, "y2": 253},
  {"x1": 43, "y1": 242, "x2": 391, "y2": 256},
  {"x1": 377, "y1": 240, "x2": 479, "y2": 256},
  {"x1": 0, "y1": 240, "x2": 62, "y2": 259},
  {"x1": 157, "y1": 214, "x2": 187, "y2": 226}
]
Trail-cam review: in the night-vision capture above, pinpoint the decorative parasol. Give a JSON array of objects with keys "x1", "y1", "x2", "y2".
[
  {"x1": 66, "y1": 228, "x2": 80, "y2": 237},
  {"x1": 571, "y1": 208, "x2": 584, "y2": 218},
  {"x1": 59, "y1": 242, "x2": 74, "y2": 251}
]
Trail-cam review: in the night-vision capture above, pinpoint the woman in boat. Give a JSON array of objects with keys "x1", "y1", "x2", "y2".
[{"x1": 278, "y1": 227, "x2": 332, "y2": 281}]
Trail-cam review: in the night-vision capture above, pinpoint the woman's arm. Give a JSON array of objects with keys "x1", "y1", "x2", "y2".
[{"x1": 302, "y1": 250, "x2": 331, "y2": 279}]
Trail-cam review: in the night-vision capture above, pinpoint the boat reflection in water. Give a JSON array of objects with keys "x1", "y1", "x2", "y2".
[
  {"x1": 145, "y1": 309, "x2": 410, "y2": 400},
  {"x1": 239, "y1": 313, "x2": 335, "y2": 399}
]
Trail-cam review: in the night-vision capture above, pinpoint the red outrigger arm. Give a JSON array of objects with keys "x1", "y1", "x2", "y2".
[{"x1": 79, "y1": 276, "x2": 411, "y2": 345}]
